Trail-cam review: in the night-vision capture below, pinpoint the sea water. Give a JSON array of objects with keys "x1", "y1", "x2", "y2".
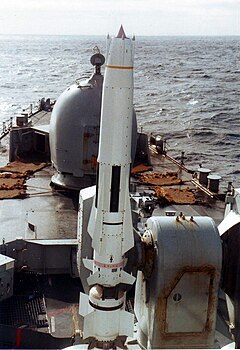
[{"x1": 0, "y1": 35, "x2": 239, "y2": 186}]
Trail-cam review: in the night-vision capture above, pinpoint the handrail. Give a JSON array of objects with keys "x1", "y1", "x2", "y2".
[
  {"x1": 0, "y1": 99, "x2": 55, "y2": 141},
  {"x1": 0, "y1": 117, "x2": 13, "y2": 140}
]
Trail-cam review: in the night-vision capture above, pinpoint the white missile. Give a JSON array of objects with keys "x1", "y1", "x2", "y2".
[{"x1": 79, "y1": 26, "x2": 135, "y2": 347}]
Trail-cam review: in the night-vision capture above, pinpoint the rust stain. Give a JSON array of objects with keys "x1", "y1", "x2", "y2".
[
  {"x1": 131, "y1": 164, "x2": 153, "y2": 175},
  {"x1": 136, "y1": 171, "x2": 183, "y2": 186},
  {"x1": 82, "y1": 159, "x2": 91, "y2": 165},
  {"x1": 154, "y1": 186, "x2": 197, "y2": 205},
  {"x1": 83, "y1": 132, "x2": 94, "y2": 138},
  {"x1": 0, "y1": 176, "x2": 25, "y2": 189},
  {"x1": 0, "y1": 189, "x2": 26, "y2": 199},
  {"x1": 156, "y1": 265, "x2": 217, "y2": 343},
  {"x1": 0, "y1": 161, "x2": 48, "y2": 174},
  {"x1": 0, "y1": 161, "x2": 48, "y2": 199},
  {"x1": 142, "y1": 244, "x2": 156, "y2": 280},
  {"x1": 91, "y1": 155, "x2": 97, "y2": 169}
]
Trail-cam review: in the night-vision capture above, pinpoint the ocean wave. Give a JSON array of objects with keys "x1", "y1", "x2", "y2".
[
  {"x1": 0, "y1": 35, "x2": 238, "y2": 186},
  {"x1": 193, "y1": 131, "x2": 216, "y2": 137},
  {"x1": 210, "y1": 112, "x2": 230, "y2": 121},
  {"x1": 201, "y1": 74, "x2": 212, "y2": 79},
  {"x1": 0, "y1": 84, "x2": 15, "y2": 89}
]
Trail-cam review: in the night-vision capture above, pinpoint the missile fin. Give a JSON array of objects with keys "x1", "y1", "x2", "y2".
[
  {"x1": 79, "y1": 292, "x2": 90, "y2": 317},
  {"x1": 88, "y1": 178, "x2": 105, "y2": 253},
  {"x1": 83, "y1": 258, "x2": 93, "y2": 271},
  {"x1": 119, "y1": 310, "x2": 135, "y2": 336},
  {"x1": 91, "y1": 208, "x2": 104, "y2": 253},
  {"x1": 83, "y1": 311, "x2": 96, "y2": 339},
  {"x1": 88, "y1": 205, "x2": 103, "y2": 252},
  {"x1": 120, "y1": 270, "x2": 136, "y2": 285},
  {"x1": 122, "y1": 187, "x2": 134, "y2": 254},
  {"x1": 87, "y1": 271, "x2": 100, "y2": 286},
  {"x1": 87, "y1": 203, "x2": 96, "y2": 239}
]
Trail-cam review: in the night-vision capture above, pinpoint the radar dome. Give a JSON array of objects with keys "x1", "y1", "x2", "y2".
[
  {"x1": 50, "y1": 63, "x2": 103, "y2": 189},
  {"x1": 49, "y1": 54, "x2": 137, "y2": 190}
]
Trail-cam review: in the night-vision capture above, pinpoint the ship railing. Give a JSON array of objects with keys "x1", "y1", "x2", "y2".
[
  {"x1": 0, "y1": 99, "x2": 55, "y2": 141},
  {"x1": 0, "y1": 117, "x2": 13, "y2": 141}
]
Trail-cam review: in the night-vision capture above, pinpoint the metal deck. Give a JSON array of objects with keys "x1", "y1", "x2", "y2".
[{"x1": 0, "y1": 107, "x2": 232, "y2": 348}]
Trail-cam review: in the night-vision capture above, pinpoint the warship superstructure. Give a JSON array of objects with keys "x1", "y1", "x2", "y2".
[{"x1": 0, "y1": 27, "x2": 239, "y2": 349}]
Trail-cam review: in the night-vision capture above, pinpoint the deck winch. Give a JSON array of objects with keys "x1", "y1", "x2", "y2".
[{"x1": 135, "y1": 215, "x2": 222, "y2": 349}]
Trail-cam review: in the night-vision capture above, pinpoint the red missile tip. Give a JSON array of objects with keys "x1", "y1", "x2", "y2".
[{"x1": 117, "y1": 25, "x2": 127, "y2": 39}]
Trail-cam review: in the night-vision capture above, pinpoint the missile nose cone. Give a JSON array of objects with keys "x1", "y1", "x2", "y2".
[{"x1": 117, "y1": 25, "x2": 127, "y2": 39}]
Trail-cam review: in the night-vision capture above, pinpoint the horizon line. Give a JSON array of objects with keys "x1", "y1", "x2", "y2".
[{"x1": 0, "y1": 33, "x2": 239, "y2": 37}]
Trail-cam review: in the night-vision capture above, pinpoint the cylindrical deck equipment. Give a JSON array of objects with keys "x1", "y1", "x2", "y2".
[
  {"x1": 207, "y1": 174, "x2": 221, "y2": 193},
  {"x1": 198, "y1": 168, "x2": 211, "y2": 186}
]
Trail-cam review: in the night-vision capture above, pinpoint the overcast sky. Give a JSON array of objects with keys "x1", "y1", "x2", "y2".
[{"x1": 0, "y1": 0, "x2": 239, "y2": 36}]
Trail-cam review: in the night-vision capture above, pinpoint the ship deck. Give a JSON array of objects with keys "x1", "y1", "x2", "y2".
[
  {"x1": 0, "y1": 108, "x2": 226, "y2": 243},
  {"x1": 0, "y1": 108, "x2": 232, "y2": 348}
]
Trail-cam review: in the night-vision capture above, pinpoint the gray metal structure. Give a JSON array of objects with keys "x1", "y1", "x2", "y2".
[
  {"x1": 0, "y1": 51, "x2": 239, "y2": 349},
  {"x1": 49, "y1": 73, "x2": 103, "y2": 189},
  {"x1": 0, "y1": 255, "x2": 14, "y2": 301},
  {"x1": 135, "y1": 216, "x2": 222, "y2": 349},
  {"x1": 49, "y1": 71, "x2": 137, "y2": 190}
]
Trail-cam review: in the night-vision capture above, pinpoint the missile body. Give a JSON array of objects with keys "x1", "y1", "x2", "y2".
[{"x1": 79, "y1": 27, "x2": 135, "y2": 347}]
